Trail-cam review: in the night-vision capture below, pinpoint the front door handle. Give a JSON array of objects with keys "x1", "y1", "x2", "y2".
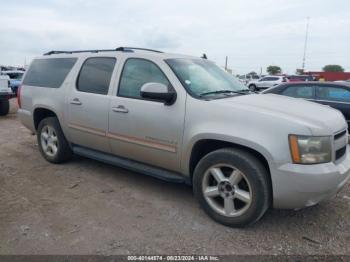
[
  {"x1": 112, "y1": 105, "x2": 129, "y2": 113},
  {"x1": 70, "y1": 98, "x2": 82, "y2": 105}
]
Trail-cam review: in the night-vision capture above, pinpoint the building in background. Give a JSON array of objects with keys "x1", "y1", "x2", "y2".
[{"x1": 305, "y1": 71, "x2": 350, "y2": 81}]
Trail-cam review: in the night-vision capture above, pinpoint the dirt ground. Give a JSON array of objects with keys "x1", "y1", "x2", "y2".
[{"x1": 0, "y1": 99, "x2": 349, "y2": 255}]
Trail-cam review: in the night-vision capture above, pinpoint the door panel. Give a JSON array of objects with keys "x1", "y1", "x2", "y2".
[
  {"x1": 67, "y1": 91, "x2": 110, "y2": 152},
  {"x1": 108, "y1": 97, "x2": 184, "y2": 171},
  {"x1": 265, "y1": 79, "x2": 273, "y2": 88},
  {"x1": 256, "y1": 79, "x2": 265, "y2": 88},
  {"x1": 108, "y1": 58, "x2": 185, "y2": 171},
  {"x1": 65, "y1": 57, "x2": 116, "y2": 152}
]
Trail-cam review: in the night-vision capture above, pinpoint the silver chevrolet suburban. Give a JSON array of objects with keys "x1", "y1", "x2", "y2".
[{"x1": 18, "y1": 47, "x2": 350, "y2": 227}]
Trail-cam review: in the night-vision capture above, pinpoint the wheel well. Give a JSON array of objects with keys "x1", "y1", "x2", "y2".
[
  {"x1": 189, "y1": 139, "x2": 272, "y2": 200},
  {"x1": 33, "y1": 108, "x2": 57, "y2": 130}
]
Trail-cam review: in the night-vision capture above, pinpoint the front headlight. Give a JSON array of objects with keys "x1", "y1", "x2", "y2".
[{"x1": 289, "y1": 135, "x2": 332, "y2": 164}]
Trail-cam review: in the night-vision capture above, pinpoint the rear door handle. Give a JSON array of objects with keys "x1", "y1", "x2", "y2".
[
  {"x1": 112, "y1": 105, "x2": 129, "y2": 113},
  {"x1": 70, "y1": 98, "x2": 82, "y2": 105}
]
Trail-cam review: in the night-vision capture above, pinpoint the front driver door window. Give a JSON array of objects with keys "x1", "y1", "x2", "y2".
[{"x1": 118, "y1": 58, "x2": 170, "y2": 99}]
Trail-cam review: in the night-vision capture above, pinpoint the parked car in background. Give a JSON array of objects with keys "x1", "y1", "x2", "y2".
[
  {"x1": 263, "y1": 82, "x2": 350, "y2": 129},
  {"x1": 0, "y1": 74, "x2": 14, "y2": 116},
  {"x1": 305, "y1": 71, "x2": 350, "y2": 82},
  {"x1": 1, "y1": 70, "x2": 24, "y2": 95},
  {"x1": 238, "y1": 74, "x2": 260, "y2": 86},
  {"x1": 287, "y1": 75, "x2": 314, "y2": 82},
  {"x1": 248, "y1": 75, "x2": 288, "y2": 91}
]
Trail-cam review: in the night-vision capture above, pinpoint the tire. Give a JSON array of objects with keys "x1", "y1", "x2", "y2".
[
  {"x1": 193, "y1": 148, "x2": 270, "y2": 227},
  {"x1": 0, "y1": 99, "x2": 10, "y2": 116},
  {"x1": 37, "y1": 117, "x2": 73, "y2": 163},
  {"x1": 248, "y1": 84, "x2": 257, "y2": 91}
]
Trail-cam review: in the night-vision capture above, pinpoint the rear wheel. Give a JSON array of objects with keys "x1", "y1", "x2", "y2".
[
  {"x1": 0, "y1": 99, "x2": 10, "y2": 116},
  {"x1": 193, "y1": 148, "x2": 270, "y2": 227},
  {"x1": 37, "y1": 117, "x2": 73, "y2": 163}
]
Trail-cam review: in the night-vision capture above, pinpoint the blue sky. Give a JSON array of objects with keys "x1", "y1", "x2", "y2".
[{"x1": 0, "y1": 0, "x2": 349, "y2": 74}]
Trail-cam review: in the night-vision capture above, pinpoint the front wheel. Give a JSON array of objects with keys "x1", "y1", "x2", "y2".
[{"x1": 193, "y1": 148, "x2": 270, "y2": 227}]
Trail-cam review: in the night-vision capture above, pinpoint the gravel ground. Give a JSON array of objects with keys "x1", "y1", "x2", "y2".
[{"x1": 0, "y1": 99, "x2": 349, "y2": 255}]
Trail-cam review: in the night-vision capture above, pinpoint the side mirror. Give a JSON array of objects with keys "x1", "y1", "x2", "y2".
[{"x1": 140, "y1": 82, "x2": 176, "y2": 105}]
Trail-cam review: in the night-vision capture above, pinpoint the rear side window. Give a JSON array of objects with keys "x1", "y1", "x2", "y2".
[
  {"x1": 316, "y1": 86, "x2": 350, "y2": 102},
  {"x1": 23, "y1": 58, "x2": 77, "y2": 88},
  {"x1": 282, "y1": 85, "x2": 314, "y2": 98},
  {"x1": 77, "y1": 57, "x2": 116, "y2": 95},
  {"x1": 261, "y1": 77, "x2": 278, "y2": 81}
]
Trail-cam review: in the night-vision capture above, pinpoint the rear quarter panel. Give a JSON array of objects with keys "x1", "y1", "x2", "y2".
[{"x1": 19, "y1": 57, "x2": 81, "y2": 134}]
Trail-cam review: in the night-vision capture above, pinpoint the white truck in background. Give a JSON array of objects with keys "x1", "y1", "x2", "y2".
[{"x1": 0, "y1": 74, "x2": 14, "y2": 116}]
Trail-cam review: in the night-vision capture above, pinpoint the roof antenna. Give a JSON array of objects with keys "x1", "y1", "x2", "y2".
[{"x1": 201, "y1": 53, "x2": 207, "y2": 59}]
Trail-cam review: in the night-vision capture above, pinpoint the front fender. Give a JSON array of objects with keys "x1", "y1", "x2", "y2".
[{"x1": 181, "y1": 132, "x2": 275, "y2": 176}]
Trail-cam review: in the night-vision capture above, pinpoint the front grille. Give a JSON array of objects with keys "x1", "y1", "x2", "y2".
[
  {"x1": 333, "y1": 129, "x2": 348, "y2": 161},
  {"x1": 334, "y1": 130, "x2": 347, "y2": 140},
  {"x1": 336, "y1": 146, "x2": 346, "y2": 160}
]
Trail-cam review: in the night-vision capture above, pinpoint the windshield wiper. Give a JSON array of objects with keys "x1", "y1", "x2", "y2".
[
  {"x1": 199, "y1": 89, "x2": 250, "y2": 97},
  {"x1": 238, "y1": 89, "x2": 260, "y2": 94},
  {"x1": 236, "y1": 89, "x2": 251, "y2": 92}
]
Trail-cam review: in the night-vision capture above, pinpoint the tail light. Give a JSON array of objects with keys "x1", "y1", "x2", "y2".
[{"x1": 17, "y1": 85, "x2": 22, "y2": 108}]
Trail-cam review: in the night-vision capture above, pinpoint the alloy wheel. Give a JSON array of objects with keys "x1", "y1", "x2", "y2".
[
  {"x1": 40, "y1": 125, "x2": 58, "y2": 157},
  {"x1": 202, "y1": 164, "x2": 252, "y2": 217}
]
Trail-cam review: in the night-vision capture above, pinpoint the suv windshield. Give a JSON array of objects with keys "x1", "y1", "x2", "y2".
[{"x1": 166, "y1": 58, "x2": 248, "y2": 98}]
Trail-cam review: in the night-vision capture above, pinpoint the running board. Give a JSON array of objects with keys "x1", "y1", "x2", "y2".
[{"x1": 72, "y1": 146, "x2": 189, "y2": 184}]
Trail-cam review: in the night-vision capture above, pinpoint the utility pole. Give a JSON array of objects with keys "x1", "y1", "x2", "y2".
[
  {"x1": 302, "y1": 17, "x2": 310, "y2": 71},
  {"x1": 224, "y1": 56, "x2": 228, "y2": 71}
]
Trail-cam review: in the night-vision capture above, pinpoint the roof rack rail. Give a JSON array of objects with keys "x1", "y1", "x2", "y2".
[
  {"x1": 43, "y1": 49, "x2": 117, "y2": 56},
  {"x1": 44, "y1": 47, "x2": 163, "y2": 56},
  {"x1": 116, "y1": 47, "x2": 163, "y2": 53}
]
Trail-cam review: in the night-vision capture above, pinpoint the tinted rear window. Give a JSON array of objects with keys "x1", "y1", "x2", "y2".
[
  {"x1": 77, "y1": 57, "x2": 116, "y2": 95},
  {"x1": 23, "y1": 58, "x2": 77, "y2": 88}
]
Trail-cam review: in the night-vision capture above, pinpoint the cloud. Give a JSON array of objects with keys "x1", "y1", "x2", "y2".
[{"x1": 0, "y1": 0, "x2": 349, "y2": 74}]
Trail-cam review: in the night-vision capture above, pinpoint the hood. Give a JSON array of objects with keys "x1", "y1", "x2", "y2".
[{"x1": 214, "y1": 93, "x2": 346, "y2": 135}]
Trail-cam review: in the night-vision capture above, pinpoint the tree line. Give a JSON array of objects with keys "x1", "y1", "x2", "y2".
[{"x1": 265, "y1": 64, "x2": 345, "y2": 75}]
